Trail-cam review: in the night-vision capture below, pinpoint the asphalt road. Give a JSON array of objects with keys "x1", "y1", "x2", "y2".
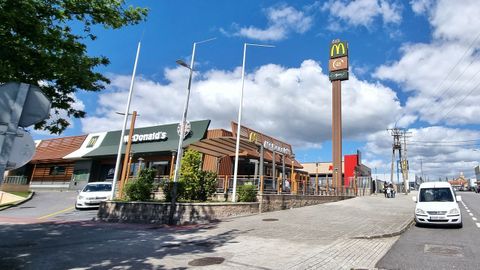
[
  {"x1": 376, "y1": 191, "x2": 480, "y2": 270},
  {"x1": 0, "y1": 190, "x2": 98, "y2": 223}
]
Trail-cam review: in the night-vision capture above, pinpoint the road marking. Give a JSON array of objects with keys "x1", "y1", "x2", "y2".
[
  {"x1": 37, "y1": 206, "x2": 75, "y2": 220},
  {"x1": 473, "y1": 217, "x2": 477, "y2": 221},
  {"x1": 476, "y1": 223, "x2": 480, "y2": 228},
  {"x1": 469, "y1": 213, "x2": 474, "y2": 216},
  {"x1": 467, "y1": 210, "x2": 471, "y2": 213}
]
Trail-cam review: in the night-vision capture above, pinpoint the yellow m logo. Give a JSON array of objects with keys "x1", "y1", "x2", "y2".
[
  {"x1": 249, "y1": 132, "x2": 257, "y2": 142},
  {"x1": 330, "y1": 42, "x2": 347, "y2": 58}
]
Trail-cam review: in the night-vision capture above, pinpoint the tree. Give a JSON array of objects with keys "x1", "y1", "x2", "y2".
[
  {"x1": 179, "y1": 149, "x2": 218, "y2": 201},
  {"x1": 0, "y1": 0, "x2": 148, "y2": 134}
]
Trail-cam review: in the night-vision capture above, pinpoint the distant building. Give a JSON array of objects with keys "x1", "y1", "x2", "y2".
[
  {"x1": 301, "y1": 152, "x2": 372, "y2": 193},
  {"x1": 448, "y1": 172, "x2": 469, "y2": 190},
  {"x1": 475, "y1": 166, "x2": 480, "y2": 186}
]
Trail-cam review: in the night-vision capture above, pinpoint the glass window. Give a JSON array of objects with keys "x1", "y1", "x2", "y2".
[
  {"x1": 49, "y1": 166, "x2": 66, "y2": 175},
  {"x1": 86, "y1": 136, "x2": 99, "y2": 148},
  {"x1": 82, "y1": 183, "x2": 112, "y2": 192},
  {"x1": 419, "y1": 188, "x2": 454, "y2": 202}
]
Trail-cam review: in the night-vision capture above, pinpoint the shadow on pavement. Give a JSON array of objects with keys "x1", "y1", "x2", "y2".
[{"x1": 0, "y1": 220, "x2": 240, "y2": 270}]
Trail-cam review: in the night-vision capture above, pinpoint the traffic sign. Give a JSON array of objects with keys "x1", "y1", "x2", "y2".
[
  {"x1": 0, "y1": 82, "x2": 51, "y2": 185},
  {"x1": 0, "y1": 82, "x2": 51, "y2": 127},
  {"x1": 6, "y1": 129, "x2": 35, "y2": 170}
]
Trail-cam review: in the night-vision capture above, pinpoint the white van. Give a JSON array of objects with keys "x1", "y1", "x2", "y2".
[{"x1": 413, "y1": 182, "x2": 462, "y2": 228}]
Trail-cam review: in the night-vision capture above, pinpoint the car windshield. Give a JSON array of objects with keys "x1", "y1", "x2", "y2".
[
  {"x1": 419, "y1": 188, "x2": 454, "y2": 202},
  {"x1": 82, "y1": 184, "x2": 112, "y2": 192}
]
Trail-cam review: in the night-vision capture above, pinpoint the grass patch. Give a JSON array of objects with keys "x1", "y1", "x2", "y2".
[{"x1": 8, "y1": 191, "x2": 31, "y2": 198}]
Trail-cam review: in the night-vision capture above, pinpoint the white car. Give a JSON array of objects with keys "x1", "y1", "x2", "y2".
[
  {"x1": 413, "y1": 182, "x2": 462, "y2": 228},
  {"x1": 75, "y1": 182, "x2": 112, "y2": 209}
]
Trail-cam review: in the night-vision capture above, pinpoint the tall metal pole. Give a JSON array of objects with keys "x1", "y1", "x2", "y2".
[
  {"x1": 232, "y1": 43, "x2": 274, "y2": 202},
  {"x1": 111, "y1": 42, "x2": 141, "y2": 199},
  {"x1": 172, "y1": 43, "x2": 196, "y2": 185},
  {"x1": 169, "y1": 38, "x2": 215, "y2": 225},
  {"x1": 282, "y1": 154, "x2": 285, "y2": 193},
  {"x1": 232, "y1": 43, "x2": 248, "y2": 202},
  {"x1": 172, "y1": 38, "x2": 216, "y2": 185}
]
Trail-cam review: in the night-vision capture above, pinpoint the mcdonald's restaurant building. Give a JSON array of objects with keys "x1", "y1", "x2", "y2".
[{"x1": 5, "y1": 120, "x2": 307, "y2": 192}]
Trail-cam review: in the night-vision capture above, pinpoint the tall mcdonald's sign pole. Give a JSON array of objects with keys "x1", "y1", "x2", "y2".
[{"x1": 328, "y1": 39, "x2": 349, "y2": 195}]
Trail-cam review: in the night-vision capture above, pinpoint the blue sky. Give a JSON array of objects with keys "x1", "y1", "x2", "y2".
[{"x1": 33, "y1": 0, "x2": 480, "y2": 180}]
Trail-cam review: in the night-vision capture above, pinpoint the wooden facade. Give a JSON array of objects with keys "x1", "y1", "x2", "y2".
[
  {"x1": 31, "y1": 163, "x2": 75, "y2": 183},
  {"x1": 29, "y1": 135, "x2": 87, "y2": 183},
  {"x1": 190, "y1": 128, "x2": 303, "y2": 173}
]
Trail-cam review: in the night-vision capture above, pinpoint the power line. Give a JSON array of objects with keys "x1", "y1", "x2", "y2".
[
  {"x1": 435, "y1": 78, "x2": 480, "y2": 124},
  {"x1": 409, "y1": 139, "x2": 480, "y2": 143},
  {"x1": 421, "y1": 31, "x2": 480, "y2": 118}
]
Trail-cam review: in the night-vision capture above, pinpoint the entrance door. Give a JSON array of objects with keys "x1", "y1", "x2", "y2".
[
  {"x1": 69, "y1": 169, "x2": 90, "y2": 190},
  {"x1": 149, "y1": 161, "x2": 169, "y2": 179}
]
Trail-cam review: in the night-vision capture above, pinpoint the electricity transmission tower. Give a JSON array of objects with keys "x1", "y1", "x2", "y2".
[{"x1": 388, "y1": 128, "x2": 411, "y2": 194}]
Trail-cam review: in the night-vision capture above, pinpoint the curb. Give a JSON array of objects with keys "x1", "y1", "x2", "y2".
[
  {"x1": 0, "y1": 191, "x2": 35, "y2": 211},
  {"x1": 352, "y1": 217, "x2": 415, "y2": 239}
]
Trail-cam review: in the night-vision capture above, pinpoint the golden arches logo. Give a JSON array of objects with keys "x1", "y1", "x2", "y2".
[
  {"x1": 249, "y1": 132, "x2": 257, "y2": 142},
  {"x1": 330, "y1": 42, "x2": 347, "y2": 58}
]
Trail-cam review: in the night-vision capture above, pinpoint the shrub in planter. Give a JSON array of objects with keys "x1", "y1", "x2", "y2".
[
  {"x1": 180, "y1": 149, "x2": 218, "y2": 202},
  {"x1": 161, "y1": 180, "x2": 185, "y2": 202},
  {"x1": 124, "y1": 168, "x2": 156, "y2": 201},
  {"x1": 237, "y1": 184, "x2": 257, "y2": 202}
]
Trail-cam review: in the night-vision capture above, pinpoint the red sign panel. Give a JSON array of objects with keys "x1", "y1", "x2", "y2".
[{"x1": 329, "y1": 56, "x2": 348, "y2": 72}]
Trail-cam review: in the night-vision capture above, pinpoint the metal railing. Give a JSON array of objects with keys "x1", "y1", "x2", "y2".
[
  {"x1": 3, "y1": 176, "x2": 28, "y2": 185},
  {"x1": 139, "y1": 174, "x2": 372, "y2": 197}
]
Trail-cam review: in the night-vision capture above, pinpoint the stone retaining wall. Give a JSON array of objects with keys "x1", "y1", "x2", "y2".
[
  {"x1": 98, "y1": 195, "x2": 353, "y2": 225},
  {"x1": 259, "y1": 194, "x2": 352, "y2": 212},
  {"x1": 98, "y1": 201, "x2": 259, "y2": 225}
]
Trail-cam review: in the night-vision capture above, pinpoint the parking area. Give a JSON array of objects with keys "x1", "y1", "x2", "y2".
[{"x1": 0, "y1": 190, "x2": 98, "y2": 224}]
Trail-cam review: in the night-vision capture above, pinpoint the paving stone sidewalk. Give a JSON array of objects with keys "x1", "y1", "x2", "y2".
[{"x1": 154, "y1": 192, "x2": 416, "y2": 270}]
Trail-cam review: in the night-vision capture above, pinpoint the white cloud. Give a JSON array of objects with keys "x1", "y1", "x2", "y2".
[
  {"x1": 361, "y1": 0, "x2": 480, "y2": 181},
  {"x1": 364, "y1": 126, "x2": 480, "y2": 179},
  {"x1": 81, "y1": 60, "x2": 400, "y2": 151},
  {"x1": 429, "y1": 0, "x2": 480, "y2": 43},
  {"x1": 322, "y1": 0, "x2": 402, "y2": 29},
  {"x1": 375, "y1": 0, "x2": 480, "y2": 126},
  {"x1": 227, "y1": 5, "x2": 313, "y2": 41},
  {"x1": 410, "y1": 0, "x2": 434, "y2": 15}
]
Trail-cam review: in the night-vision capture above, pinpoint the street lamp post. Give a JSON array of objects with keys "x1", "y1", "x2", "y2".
[
  {"x1": 232, "y1": 43, "x2": 274, "y2": 202},
  {"x1": 172, "y1": 38, "x2": 215, "y2": 185},
  {"x1": 111, "y1": 42, "x2": 141, "y2": 200},
  {"x1": 169, "y1": 38, "x2": 215, "y2": 224}
]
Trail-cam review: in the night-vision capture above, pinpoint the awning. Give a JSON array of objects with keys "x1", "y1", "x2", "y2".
[
  {"x1": 189, "y1": 136, "x2": 303, "y2": 169},
  {"x1": 83, "y1": 120, "x2": 210, "y2": 158}
]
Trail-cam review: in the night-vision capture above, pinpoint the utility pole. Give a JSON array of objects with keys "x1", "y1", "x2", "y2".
[
  {"x1": 388, "y1": 128, "x2": 403, "y2": 185},
  {"x1": 401, "y1": 130, "x2": 412, "y2": 194},
  {"x1": 420, "y1": 158, "x2": 424, "y2": 183}
]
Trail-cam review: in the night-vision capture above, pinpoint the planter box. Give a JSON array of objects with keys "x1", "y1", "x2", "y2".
[
  {"x1": 98, "y1": 201, "x2": 259, "y2": 225},
  {"x1": 97, "y1": 195, "x2": 354, "y2": 225}
]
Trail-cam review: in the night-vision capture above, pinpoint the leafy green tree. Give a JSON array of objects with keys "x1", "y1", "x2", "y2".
[
  {"x1": 0, "y1": 0, "x2": 148, "y2": 133},
  {"x1": 179, "y1": 149, "x2": 218, "y2": 201}
]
